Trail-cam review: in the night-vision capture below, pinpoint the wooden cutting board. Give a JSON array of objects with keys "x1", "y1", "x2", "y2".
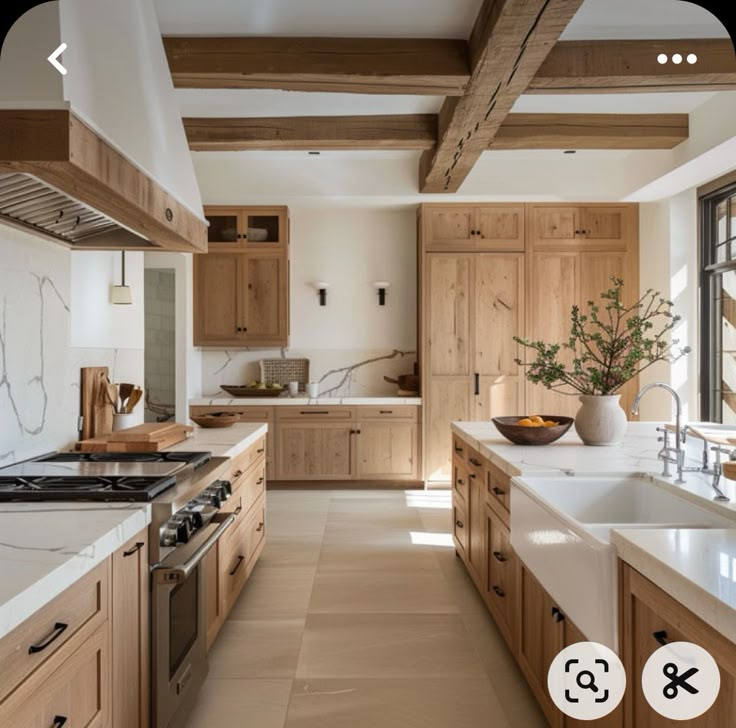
[
  {"x1": 75, "y1": 423, "x2": 193, "y2": 452},
  {"x1": 80, "y1": 367, "x2": 114, "y2": 440},
  {"x1": 104, "y1": 423, "x2": 185, "y2": 442}
]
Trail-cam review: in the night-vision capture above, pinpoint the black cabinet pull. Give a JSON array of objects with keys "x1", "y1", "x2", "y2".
[
  {"x1": 454, "y1": 445, "x2": 463, "y2": 454},
  {"x1": 653, "y1": 630, "x2": 669, "y2": 646},
  {"x1": 52, "y1": 717, "x2": 68, "y2": 728},
  {"x1": 234, "y1": 504, "x2": 243, "y2": 516},
  {"x1": 256, "y1": 521, "x2": 264, "y2": 532},
  {"x1": 302, "y1": 410, "x2": 329, "y2": 414},
  {"x1": 28, "y1": 622, "x2": 68, "y2": 654},
  {"x1": 492, "y1": 551, "x2": 507, "y2": 563},
  {"x1": 455, "y1": 520, "x2": 464, "y2": 529},
  {"x1": 379, "y1": 410, "x2": 393, "y2": 414},
  {"x1": 257, "y1": 448, "x2": 265, "y2": 454},
  {"x1": 257, "y1": 477, "x2": 264, "y2": 485},
  {"x1": 474, "y1": 373, "x2": 480, "y2": 396},
  {"x1": 229, "y1": 555, "x2": 245, "y2": 576},
  {"x1": 491, "y1": 486, "x2": 506, "y2": 496},
  {"x1": 236, "y1": 326, "x2": 243, "y2": 332},
  {"x1": 469, "y1": 473, "x2": 476, "y2": 480},
  {"x1": 575, "y1": 229, "x2": 581, "y2": 235},
  {"x1": 469, "y1": 458, "x2": 482, "y2": 467},
  {"x1": 123, "y1": 541, "x2": 144, "y2": 558},
  {"x1": 551, "y1": 606, "x2": 565, "y2": 623},
  {"x1": 492, "y1": 585, "x2": 505, "y2": 598},
  {"x1": 456, "y1": 478, "x2": 465, "y2": 486}
]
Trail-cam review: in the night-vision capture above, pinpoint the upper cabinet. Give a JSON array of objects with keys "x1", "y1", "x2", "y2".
[
  {"x1": 422, "y1": 204, "x2": 525, "y2": 252},
  {"x1": 205, "y1": 206, "x2": 288, "y2": 249},
  {"x1": 529, "y1": 204, "x2": 635, "y2": 247},
  {"x1": 194, "y1": 206, "x2": 290, "y2": 347}
]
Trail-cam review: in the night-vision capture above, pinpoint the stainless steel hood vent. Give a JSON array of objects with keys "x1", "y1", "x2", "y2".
[{"x1": 0, "y1": 172, "x2": 157, "y2": 249}]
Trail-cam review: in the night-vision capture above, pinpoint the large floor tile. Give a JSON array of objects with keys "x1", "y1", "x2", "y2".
[
  {"x1": 316, "y1": 542, "x2": 440, "y2": 573},
  {"x1": 285, "y1": 678, "x2": 511, "y2": 728},
  {"x1": 296, "y1": 613, "x2": 486, "y2": 678},
  {"x1": 259, "y1": 536, "x2": 324, "y2": 568},
  {"x1": 308, "y1": 569, "x2": 456, "y2": 614},
  {"x1": 229, "y1": 566, "x2": 317, "y2": 619},
  {"x1": 208, "y1": 619, "x2": 304, "y2": 679},
  {"x1": 185, "y1": 679, "x2": 291, "y2": 728}
]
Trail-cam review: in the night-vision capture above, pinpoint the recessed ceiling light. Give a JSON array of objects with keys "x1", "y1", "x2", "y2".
[
  {"x1": 672, "y1": 53, "x2": 683, "y2": 64},
  {"x1": 657, "y1": 53, "x2": 668, "y2": 64},
  {"x1": 564, "y1": 150, "x2": 576, "y2": 154},
  {"x1": 308, "y1": 151, "x2": 321, "y2": 156},
  {"x1": 687, "y1": 53, "x2": 698, "y2": 64}
]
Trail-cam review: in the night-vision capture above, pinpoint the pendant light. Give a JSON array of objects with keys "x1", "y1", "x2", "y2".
[{"x1": 110, "y1": 250, "x2": 133, "y2": 305}]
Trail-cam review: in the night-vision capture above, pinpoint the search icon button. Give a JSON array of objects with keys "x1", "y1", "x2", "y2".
[{"x1": 576, "y1": 670, "x2": 599, "y2": 693}]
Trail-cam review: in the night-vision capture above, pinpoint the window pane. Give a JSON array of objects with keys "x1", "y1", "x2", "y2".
[
  {"x1": 721, "y1": 270, "x2": 736, "y2": 423},
  {"x1": 717, "y1": 200, "x2": 728, "y2": 243}
]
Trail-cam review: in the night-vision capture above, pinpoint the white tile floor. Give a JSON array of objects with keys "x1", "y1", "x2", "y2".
[{"x1": 185, "y1": 489, "x2": 546, "y2": 728}]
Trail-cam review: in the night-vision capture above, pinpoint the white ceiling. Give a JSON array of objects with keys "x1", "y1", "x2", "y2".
[{"x1": 511, "y1": 92, "x2": 718, "y2": 114}]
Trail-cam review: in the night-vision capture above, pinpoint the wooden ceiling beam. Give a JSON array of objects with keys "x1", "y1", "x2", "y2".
[
  {"x1": 528, "y1": 39, "x2": 736, "y2": 93},
  {"x1": 163, "y1": 36, "x2": 470, "y2": 95},
  {"x1": 492, "y1": 113, "x2": 689, "y2": 149},
  {"x1": 184, "y1": 114, "x2": 438, "y2": 151},
  {"x1": 419, "y1": 0, "x2": 586, "y2": 193}
]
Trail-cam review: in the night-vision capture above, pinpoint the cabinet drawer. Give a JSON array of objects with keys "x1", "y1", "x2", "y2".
[
  {"x1": 452, "y1": 456, "x2": 469, "y2": 505},
  {"x1": 276, "y1": 406, "x2": 354, "y2": 421},
  {"x1": 358, "y1": 405, "x2": 418, "y2": 421},
  {"x1": 0, "y1": 623, "x2": 110, "y2": 728},
  {"x1": 466, "y1": 447, "x2": 484, "y2": 476},
  {"x1": 453, "y1": 501, "x2": 468, "y2": 558},
  {"x1": 486, "y1": 506, "x2": 517, "y2": 651},
  {"x1": 0, "y1": 560, "x2": 109, "y2": 704},
  {"x1": 190, "y1": 405, "x2": 272, "y2": 422},
  {"x1": 226, "y1": 437, "x2": 266, "y2": 484},
  {"x1": 452, "y1": 435, "x2": 468, "y2": 463},
  {"x1": 486, "y1": 461, "x2": 511, "y2": 524}
]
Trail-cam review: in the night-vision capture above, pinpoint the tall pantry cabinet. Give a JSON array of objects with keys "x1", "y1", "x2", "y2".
[{"x1": 418, "y1": 203, "x2": 640, "y2": 484}]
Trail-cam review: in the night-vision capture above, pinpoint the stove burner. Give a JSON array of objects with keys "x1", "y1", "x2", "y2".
[
  {"x1": 0, "y1": 474, "x2": 176, "y2": 502},
  {"x1": 38, "y1": 450, "x2": 211, "y2": 469}
]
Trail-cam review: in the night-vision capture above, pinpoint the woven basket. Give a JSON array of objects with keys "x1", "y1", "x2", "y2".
[{"x1": 260, "y1": 358, "x2": 310, "y2": 390}]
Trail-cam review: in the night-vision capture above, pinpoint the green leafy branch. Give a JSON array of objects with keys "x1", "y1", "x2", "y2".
[{"x1": 514, "y1": 277, "x2": 691, "y2": 396}]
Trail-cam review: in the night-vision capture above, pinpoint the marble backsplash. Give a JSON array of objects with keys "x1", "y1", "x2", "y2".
[{"x1": 201, "y1": 348, "x2": 417, "y2": 398}]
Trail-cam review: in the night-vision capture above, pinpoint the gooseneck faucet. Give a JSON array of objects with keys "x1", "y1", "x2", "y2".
[{"x1": 631, "y1": 382, "x2": 686, "y2": 484}]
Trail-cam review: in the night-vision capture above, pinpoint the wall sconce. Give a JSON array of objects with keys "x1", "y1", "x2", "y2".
[
  {"x1": 110, "y1": 251, "x2": 133, "y2": 305},
  {"x1": 313, "y1": 281, "x2": 330, "y2": 306},
  {"x1": 373, "y1": 281, "x2": 390, "y2": 306}
]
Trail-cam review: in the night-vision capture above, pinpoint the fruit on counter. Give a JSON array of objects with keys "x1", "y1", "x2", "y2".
[
  {"x1": 269, "y1": 382, "x2": 282, "y2": 389},
  {"x1": 516, "y1": 415, "x2": 560, "y2": 428},
  {"x1": 246, "y1": 380, "x2": 284, "y2": 389}
]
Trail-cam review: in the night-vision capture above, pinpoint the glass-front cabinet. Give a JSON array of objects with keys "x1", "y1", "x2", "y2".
[{"x1": 205, "y1": 206, "x2": 288, "y2": 249}]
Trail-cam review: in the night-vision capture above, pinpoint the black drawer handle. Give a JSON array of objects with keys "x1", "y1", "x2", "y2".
[
  {"x1": 492, "y1": 585, "x2": 505, "y2": 598},
  {"x1": 456, "y1": 478, "x2": 465, "y2": 486},
  {"x1": 492, "y1": 551, "x2": 507, "y2": 563},
  {"x1": 469, "y1": 458, "x2": 482, "y2": 467},
  {"x1": 455, "y1": 520, "x2": 464, "y2": 529},
  {"x1": 257, "y1": 448, "x2": 265, "y2": 454},
  {"x1": 229, "y1": 555, "x2": 245, "y2": 576},
  {"x1": 301, "y1": 410, "x2": 329, "y2": 414},
  {"x1": 491, "y1": 486, "x2": 506, "y2": 496},
  {"x1": 234, "y1": 504, "x2": 243, "y2": 515},
  {"x1": 469, "y1": 473, "x2": 476, "y2": 480},
  {"x1": 233, "y1": 469, "x2": 244, "y2": 479},
  {"x1": 551, "y1": 606, "x2": 565, "y2": 623},
  {"x1": 29, "y1": 622, "x2": 68, "y2": 654},
  {"x1": 52, "y1": 717, "x2": 68, "y2": 728},
  {"x1": 256, "y1": 521, "x2": 265, "y2": 532},
  {"x1": 123, "y1": 541, "x2": 144, "y2": 558},
  {"x1": 257, "y1": 477, "x2": 264, "y2": 485},
  {"x1": 454, "y1": 446, "x2": 464, "y2": 454},
  {"x1": 379, "y1": 410, "x2": 393, "y2": 414},
  {"x1": 653, "y1": 630, "x2": 669, "y2": 646}
]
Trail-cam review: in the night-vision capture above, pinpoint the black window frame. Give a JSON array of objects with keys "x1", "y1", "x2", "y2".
[{"x1": 700, "y1": 181, "x2": 736, "y2": 421}]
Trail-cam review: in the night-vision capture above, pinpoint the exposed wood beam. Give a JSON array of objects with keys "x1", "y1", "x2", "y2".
[
  {"x1": 163, "y1": 37, "x2": 470, "y2": 95},
  {"x1": 184, "y1": 115, "x2": 437, "y2": 151},
  {"x1": 419, "y1": 0, "x2": 586, "y2": 193},
  {"x1": 529, "y1": 39, "x2": 736, "y2": 93},
  {"x1": 492, "y1": 113, "x2": 689, "y2": 149}
]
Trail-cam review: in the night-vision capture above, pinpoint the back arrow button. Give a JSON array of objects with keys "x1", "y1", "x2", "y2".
[{"x1": 47, "y1": 43, "x2": 67, "y2": 76}]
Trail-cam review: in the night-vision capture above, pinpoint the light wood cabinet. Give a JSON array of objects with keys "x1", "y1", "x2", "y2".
[
  {"x1": 111, "y1": 530, "x2": 149, "y2": 728},
  {"x1": 484, "y1": 503, "x2": 517, "y2": 653},
  {"x1": 466, "y1": 451, "x2": 486, "y2": 585},
  {"x1": 356, "y1": 421, "x2": 418, "y2": 479},
  {"x1": 276, "y1": 422, "x2": 355, "y2": 479},
  {"x1": 529, "y1": 205, "x2": 580, "y2": 247},
  {"x1": 528, "y1": 204, "x2": 635, "y2": 247},
  {"x1": 422, "y1": 204, "x2": 524, "y2": 251},
  {"x1": 621, "y1": 563, "x2": 736, "y2": 728},
  {"x1": 194, "y1": 205, "x2": 290, "y2": 347}
]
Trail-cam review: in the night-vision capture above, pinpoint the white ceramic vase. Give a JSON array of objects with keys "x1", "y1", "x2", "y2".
[{"x1": 574, "y1": 394, "x2": 628, "y2": 446}]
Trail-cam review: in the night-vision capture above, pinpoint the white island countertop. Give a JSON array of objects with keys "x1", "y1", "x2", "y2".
[
  {"x1": 190, "y1": 395, "x2": 421, "y2": 406},
  {"x1": 0, "y1": 502, "x2": 150, "y2": 640},
  {"x1": 169, "y1": 421, "x2": 268, "y2": 459}
]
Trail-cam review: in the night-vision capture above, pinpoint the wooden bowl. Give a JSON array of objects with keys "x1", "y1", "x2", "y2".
[
  {"x1": 221, "y1": 385, "x2": 286, "y2": 398},
  {"x1": 492, "y1": 416, "x2": 574, "y2": 446},
  {"x1": 190, "y1": 412, "x2": 240, "y2": 429}
]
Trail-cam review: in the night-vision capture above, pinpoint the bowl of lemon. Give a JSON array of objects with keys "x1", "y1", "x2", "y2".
[{"x1": 491, "y1": 415, "x2": 574, "y2": 445}]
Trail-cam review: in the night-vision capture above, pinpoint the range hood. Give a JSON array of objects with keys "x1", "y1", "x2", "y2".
[{"x1": 0, "y1": 109, "x2": 208, "y2": 252}]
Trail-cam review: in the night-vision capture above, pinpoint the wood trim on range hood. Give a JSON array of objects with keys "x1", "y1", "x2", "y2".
[{"x1": 0, "y1": 109, "x2": 208, "y2": 253}]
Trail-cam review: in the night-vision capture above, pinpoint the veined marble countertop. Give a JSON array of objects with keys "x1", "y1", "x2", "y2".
[
  {"x1": 0, "y1": 503, "x2": 150, "y2": 640},
  {"x1": 612, "y1": 529, "x2": 736, "y2": 645},
  {"x1": 190, "y1": 396, "x2": 421, "y2": 407},
  {"x1": 168, "y1": 422, "x2": 268, "y2": 459}
]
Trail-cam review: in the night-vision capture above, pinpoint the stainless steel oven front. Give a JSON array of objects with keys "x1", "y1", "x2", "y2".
[{"x1": 152, "y1": 514, "x2": 234, "y2": 728}]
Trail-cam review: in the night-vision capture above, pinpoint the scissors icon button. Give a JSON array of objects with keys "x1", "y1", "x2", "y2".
[{"x1": 663, "y1": 662, "x2": 699, "y2": 700}]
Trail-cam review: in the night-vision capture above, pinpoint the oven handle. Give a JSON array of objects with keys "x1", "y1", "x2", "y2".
[{"x1": 152, "y1": 513, "x2": 236, "y2": 584}]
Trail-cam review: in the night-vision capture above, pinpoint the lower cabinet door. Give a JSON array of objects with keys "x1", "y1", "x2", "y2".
[
  {"x1": 467, "y1": 465, "x2": 485, "y2": 584},
  {"x1": 203, "y1": 544, "x2": 223, "y2": 652},
  {"x1": 276, "y1": 423, "x2": 354, "y2": 479},
  {"x1": 484, "y1": 505, "x2": 517, "y2": 653},
  {"x1": 0, "y1": 624, "x2": 110, "y2": 728},
  {"x1": 453, "y1": 499, "x2": 469, "y2": 560},
  {"x1": 356, "y1": 422, "x2": 418, "y2": 479}
]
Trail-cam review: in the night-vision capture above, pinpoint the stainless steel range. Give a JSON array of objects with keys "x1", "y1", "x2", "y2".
[{"x1": 0, "y1": 449, "x2": 238, "y2": 728}]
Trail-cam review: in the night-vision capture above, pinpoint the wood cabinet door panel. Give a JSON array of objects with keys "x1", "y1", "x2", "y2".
[
  {"x1": 357, "y1": 422, "x2": 417, "y2": 479},
  {"x1": 453, "y1": 500, "x2": 468, "y2": 559},
  {"x1": 426, "y1": 207, "x2": 476, "y2": 249},
  {"x1": 427, "y1": 254, "x2": 472, "y2": 376},
  {"x1": 467, "y1": 461, "x2": 485, "y2": 584},
  {"x1": 244, "y1": 252, "x2": 287, "y2": 345},
  {"x1": 485, "y1": 505, "x2": 517, "y2": 652},
  {"x1": 529, "y1": 206, "x2": 580, "y2": 246},
  {"x1": 276, "y1": 424, "x2": 353, "y2": 480},
  {"x1": 425, "y1": 378, "x2": 472, "y2": 482},
  {"x1": 452, "y1": 456, "x2": 469, "y2": 506},
  {"x1": 580, "y1": 206, "x2": 631, "y2": 245},
  {"x1": 203, "y1": 544, "x2": 222, "y2": 652},
  {"x1": 194, "y1": 253, "x2": 243, "y2": 345},
  {"x1": 204, "y1": 207, "x2": 244, "y2": 247},
  {"x1": 476, "y1": 205, "x2": 525, "y2": 251}
]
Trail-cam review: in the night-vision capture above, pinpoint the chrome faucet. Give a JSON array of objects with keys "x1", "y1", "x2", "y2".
[
  {"x1": 631, "y1": 383, "x2": 686, "y2": 484},
  {"x1": 708, "y1": 446, "x2": 733, "y2": 502}
]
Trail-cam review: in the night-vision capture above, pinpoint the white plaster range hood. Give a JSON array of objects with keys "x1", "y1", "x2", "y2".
[{"x1": 0, "y1": 0, "x2": 207, "y2": 253}]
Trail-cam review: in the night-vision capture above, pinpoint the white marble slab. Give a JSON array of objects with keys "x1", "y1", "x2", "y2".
[
  {"x1": 168, "y1": 422, "x2": 268, "y2": 459},
  {"x1": 0, "y1": 503, "x2": 150, "y2": 640},
  {"x1": 189, "y1": 396, "x2": 421, "y2": 406},
  {"x1": 612, "y1": 529, "x2": 736, "y2": 645}
]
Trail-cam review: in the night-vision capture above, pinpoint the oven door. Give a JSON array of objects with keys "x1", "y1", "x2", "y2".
[{"x1": 152, "y1": 514, "x2": 235, "y2": 728}]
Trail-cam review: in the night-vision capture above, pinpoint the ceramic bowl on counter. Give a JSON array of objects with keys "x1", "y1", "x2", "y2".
[
  {"x1": 190, "y1": 412, "x2": 240, "y2": 428},
  {"x1": 492, "y1": 416, "x2": 574, "y2": 445}
]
